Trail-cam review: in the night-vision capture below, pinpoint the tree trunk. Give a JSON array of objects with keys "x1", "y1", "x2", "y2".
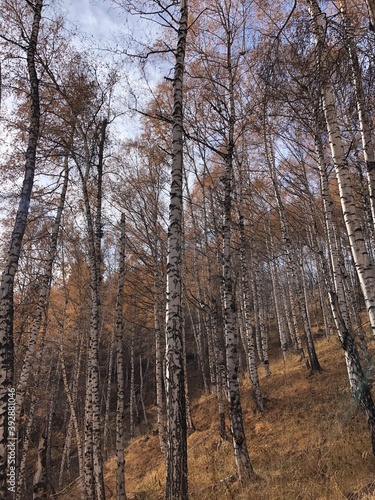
[
  {"x1": 115, "y1": 213, "x2": 126, "y2": 500},
  {"x1": 130, "y1": 329, "x2": 136, "y2": 440},
  {"x1": 16, "y1": 159, "x2": 69, "y2": 422},
  {"x1": 80, "y1": 119, "x2": 108, "y2": 500},
  {"x1": 103, "y1": 324, "x2": 115, "y2": 458},
  {"x1": 15, "y1": 315, "x2": 48, "y2": 500},
  {"x1": 264, "y1": 119, "x2": 320, "y2": 371},
  {"x1": 154, "y1": 266, "x2": 166, "y2": 455},
  {"x1": 314, "y1": 132, "x2": 375, "y2": 455},
  {"x1": 164, "y1": 1, "x2": 189, "y2": 498},
  {"x1": 59, "y1": 336, "x2": 84, "y2": 488},
  {"x1": 33, "y1": 423, "x2": 47, "y2": 499},
  {"x1": 0, "y1": 2, "x2": 43, "y2": 493},
  {"x1": 329, "y1": 293, "x2": 375, "y2": 455},
  {"x1": 338, "y1": 0, "x2": 375, "y2": 230},
  {"x1": 364, "y1": 0, "x2": 375, "y2": 29},
  {"x1": 139, "y1": 355, "x2": 149, "y2": 428},
  {"x1": 238, "y1": 211, "x2": 263, "y2": 411},
  {"x1": 307, "y1": 0, "x2": 375, "y2": 336},
  {"x1": 221, "y1": 26, "x2": 257, "y2": 481}
]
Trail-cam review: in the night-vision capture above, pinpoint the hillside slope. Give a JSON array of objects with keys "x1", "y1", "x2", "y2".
[{"x1": 62, "y1": 338, "x2": 375, "y2": 499}]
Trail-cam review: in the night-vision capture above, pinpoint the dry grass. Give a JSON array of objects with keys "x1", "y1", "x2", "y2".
[{"x1": 109, "y1": 337, "x2": 375, "y2": 500}]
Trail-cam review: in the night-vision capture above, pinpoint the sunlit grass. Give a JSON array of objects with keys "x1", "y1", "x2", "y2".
[{"x1": 62, "y1": 337, "x2": 375, "y2": 499}]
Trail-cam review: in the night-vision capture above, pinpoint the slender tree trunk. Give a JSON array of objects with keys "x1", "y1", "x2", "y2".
[
  {"x1": 307, "y1": 0, "x2": 375, "y2": 336},
  {"x1": 103, "y1": 324, "x2": 115, "y2": 457},
  {"x1": 130, "y1": 329, "x2": 136, "y2": 440},
  {"x1": 338, "y1": 0, "x2": 375, "y2": 228},
  {"x1": 16, "y1": 389, "x2": 36, "y2": 500},
  {"x1": 16, "y1": 160, "x2": 69, "y2": 422},
  {"x1": 15, "y1": 315, "x2": 48, "y2": 500},
  {"x1": 238, "y1": 211, "x2": 263, "y2": 411},
  {"x1": 154, "y1": 266, "x2": 166, "y2": 455},
  {"x1": 265, "y1": 120, "x2": 320, "y2": 371},
  {"x1": 267, "y1": 235, "x2": 289, "y2": 358},
  {"x1": 329, "y1": 293, "x2": 375, "y2": 455},
  {"x1": 115, "y1": 213, "x2": 126, "y2": 500},
  {"x1": 222, "y1": 162, "x2": 255, "y2": 482},
  {"x1": 315, "y1": 133, "x2": 375, "y2": 455},
  {"x1": 59, "y1": 340, "x2": 84, "y2": 487},
  {"x1": 0, "y1": 2, "x2": 43, "y2": 492},
  {"x1": 364, "y1": 0, "x2": 375, "y2": 29},
  {"x1": 80, "y1": 119, "x2": 108, "y2": 500},
  {"x1": 184, "y1": 174, "x2": 210, "y2": 395},
  {"x1": 33, "y1": 422, "x2": 47, "y2": 500},
  {"x1": 139, "y1": 355, "x2": 149, "y2": 428},
  {"x1": 201, "y1": 180, "x2": 220, "y2": 392},
  {"x1": 164, "y1": 1, "x2": 189, "y2": 498},
  {"x1": 221, "y1": 23, "x2": 257, "y2": 481}
]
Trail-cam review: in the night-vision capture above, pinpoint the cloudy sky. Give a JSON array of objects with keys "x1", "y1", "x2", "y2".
[{"x1": 63, "y1": 0, "x2": 123, "y2": 40}]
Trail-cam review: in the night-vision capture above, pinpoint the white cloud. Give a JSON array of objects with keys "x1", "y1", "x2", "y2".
[{"x1": 63, "y1": 0, "x2": 123, "y2": 37}]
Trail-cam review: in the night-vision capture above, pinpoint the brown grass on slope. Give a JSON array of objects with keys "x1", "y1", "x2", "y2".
[
  {"x1": 108, "y1": 338, "x2": 375, "y2": 500},
  {"x1": 59, "y1": 338, "x2": 375, "y2": 499}
]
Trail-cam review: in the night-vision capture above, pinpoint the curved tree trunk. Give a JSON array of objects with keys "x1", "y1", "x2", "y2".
[
  {"x1": 307, "y1": 0, "x2": 375, "y2": 336},
  {"x1": 16, "y1": 159, "x2": 69, "y2": 422},
  {"x1": 315, "y1": 133, "x2": 375, "y2": 456},
  {"x1": 0, "y1": 1, "x2": 43, "y2": 493},
  {"x1": 364, "y1": 0, "x2": 375, "y2": 29},
  {"x1": 339, "y1": 0, "x2": 375, "y2": 230}
]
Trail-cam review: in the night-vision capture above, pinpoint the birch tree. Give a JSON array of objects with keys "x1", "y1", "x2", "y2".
[
  {"x1": 115, "y1": 214, "x2": 126, "y2": 500},
  {"x1": 306, "y1": 0, "x2": 375, "y2": 336},
  {"x1": 164, "y1": 0, "x2": 189, "y2": 497},
  {"x1": 0, "y1": 0, "x2": 43, "y2": 493}
]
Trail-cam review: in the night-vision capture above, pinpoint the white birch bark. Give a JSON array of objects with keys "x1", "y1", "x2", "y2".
[
  {"x1": 32, "y1": 424, "x2": 47, "y2": 499},
  {"x1": 103, "y1": 325, "x2": 115, "y2": 457},
  {"x1": 364, "y1": 0, "x2": 375, "y2": 29},
  {"x1": 58, "y1": 362, "x2": 83, "y2": 489},
  {"x1": 184, "y1": 168, "x2": 210, "y2": 394},
  {"x1": 222, "y1": 166, "x2": 255, "y2": 481},
  {"x1": 0, "y1": 2, "x2": 43, "y2": 491},
  {"x1": 139, "y1": 355, "x2": 149, "y2": 428},
  {"x1": 115, "y1": 213, "x2": 126, "y2": 500},
  {"x1": 267, "y1": 234, "x2": 289, "y2": 358},
  {"x1": 220, "y1": 14, "x2": 257, "y2": 480},
  {"x1": 264, "y1": 119, "x2": 320, "y2": 371},
  {"x1": 254, "y1": 265, "x2": 271, "y2": 375},
  {"x1": 307, "y1": 0, "x2": 375, "y2": 335},
  {"x1": 314, "y1": 132, "x2": 375, "y2": 454},
  {"x1": 339, "y1": 0, "x2": 375, "y2": 228},
  {"x1": 16, "y1": 160, "x2": 69, "y2": 422},
  {"x1": 79, "y1": 119, "x2": 107, "y2": 500},
  {"x1": 59, "y1": 341, "x2": 84, "y2": 488},
  {"x1": 15, "y1": 315, "x2": 48, "y2": 500},
  {"x1": 201, "y1": 180, "x2": 221, "y2": 391},
  {"x1": 238, "y1": 211, "x2": 263, "y2": 411},
  {"x1": 154, "y1": 265, "x2": 166, "y2": 455},
  {"x1": 181, "y1": 290, "x2": 194, "y2": 433},
  {"x1": 164, "y1": 1, "x2": 189, "y2": 497},
  {"x1": 130, "y1": 329, "x2": 136, "y2": 440}
]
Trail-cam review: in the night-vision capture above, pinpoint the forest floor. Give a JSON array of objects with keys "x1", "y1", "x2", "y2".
[
  {"x1": 108, "y1": 336, "x2": 375, "y2": 500},
  {"x1": 62, "y1": 336, "x2": 375, "y2": 499}
]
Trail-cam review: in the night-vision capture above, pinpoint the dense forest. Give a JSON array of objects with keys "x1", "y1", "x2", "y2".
[{"x1": 1, "y1": 0, "x2": 375, "y2": 498}]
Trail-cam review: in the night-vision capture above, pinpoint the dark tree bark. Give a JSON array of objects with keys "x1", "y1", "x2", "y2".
[
  {"x1": 164, "y1": 1, "x2": 189, "y2": 498},
  {"x1": 0, "y1": 1, "x2": 43, "y2": 495},
  {"x1": 116, "y1": 214, "x2": 127, "y2": 500}
]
